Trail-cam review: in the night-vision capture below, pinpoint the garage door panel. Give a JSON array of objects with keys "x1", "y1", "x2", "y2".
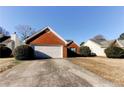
[
  {"x1": 35, "y1": 46, "x2": 63, "y2": 58},
  {"x1": 35, "y1": 50, "x2": 52, "y2": 59}
]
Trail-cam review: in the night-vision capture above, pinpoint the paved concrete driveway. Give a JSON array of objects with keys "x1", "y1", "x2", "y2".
[{"x1": 0, "y1": 59, "x2": 117, "y2": 87}]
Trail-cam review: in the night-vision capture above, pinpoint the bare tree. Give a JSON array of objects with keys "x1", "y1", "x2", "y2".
[
  {"x1": 118, "y1": 33, "x2": 124, "y2": 40},
  {"x1": 92, "y1": 35, "x2": 106, "y2": 41},
  {"x1": 0, "y1": 26, "x2": 10, "y2": 38},
  {"x1": 15, "y1": 25, "x2": 36, "y2": 41},
  {"x1": 0, "y1": 26, "x2": 10, "y2": 43}
]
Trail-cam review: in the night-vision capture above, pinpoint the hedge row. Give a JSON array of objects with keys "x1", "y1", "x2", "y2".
[
  {"x1": 2, "y1": 44, "x2": 124, "y2": 60},
  {"x1": 80, "y1": 46, "x2": 96, "y2": 57},
  {"x1": 0, "y1": 46, "x2": 12, "y2": 58},
  {"x1": 0, "y1": 44, "x2": 34, "y2": 60},
  {"x1": 104, "y1": 46, "x2": 124, "y2": 58},
  {"x1": 13, "y1": 45, "x2": 34, "y2": 60}
]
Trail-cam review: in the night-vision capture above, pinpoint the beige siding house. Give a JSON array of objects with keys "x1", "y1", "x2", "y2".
[
  {"x1": 112, "y1": 40, "x2": 124, "y2": 49},
  {"x1": 83, "y1": 39, "x2": 114, "y2": 57}
]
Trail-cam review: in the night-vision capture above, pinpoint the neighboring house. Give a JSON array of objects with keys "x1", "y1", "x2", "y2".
[
  {"x1": 0, "y1": 32, "x2": 21, "y2": 50},
  {"x1": 66, "y1": 40, "x2": 80, "y2": 57},
  {"x1": 11, "y1": 32, "x2": 21, "y2": 48},
  {"x1": 112, "y1": 39, "x2": 124, "y2": 49},
  {"x1": 24, "y1": 26, "x2": 80, "y2": 58},
  {"x1": 83, "y1": 39, "x2": 114, "y2": 56}
]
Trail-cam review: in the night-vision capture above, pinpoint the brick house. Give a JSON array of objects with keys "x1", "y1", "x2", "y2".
[{"x1": 24, "y1": 26, "x2": 80, "y2": 58}]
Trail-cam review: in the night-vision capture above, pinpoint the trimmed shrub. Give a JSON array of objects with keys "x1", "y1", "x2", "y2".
[
  {"x1": 90, "y1": 52, "x2": 97, "y2": 57},
  {"x1": 80, "y1": 46, "x2": 91, "y2": 57},
  {"x1": 0, "y1": 45, "x2": 12, "y2": 58},
  {"x1": 13, "y1": 45, "x2": 34, "y2": 60},
  {"x1": 104, "y1": 46, "x2": 124, "y2": 58}
]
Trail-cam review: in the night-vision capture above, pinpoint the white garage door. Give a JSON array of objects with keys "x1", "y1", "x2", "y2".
[{"x1": 34, "y1": 45, "x2": 63, "y2": 58}]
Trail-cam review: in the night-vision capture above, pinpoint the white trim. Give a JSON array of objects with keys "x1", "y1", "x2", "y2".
[
  {"x1": 86, "y1": 40, "x2": 102, "y2": 47},
  {"x1": 48, "y1": 26, "x2": 67, "y2": 44},
  {"x1": 24, "y1": 26, "x2": 67, "y2": 44},
  {"x1": 60, "y1": 45, "x2": 63, "y2": 58},
  {"x1": 24, "y1": 26, "x2": 49, "y2": 43},
  {"x1": 73, "y1": 41, "x2": 80, "y2": 47}
]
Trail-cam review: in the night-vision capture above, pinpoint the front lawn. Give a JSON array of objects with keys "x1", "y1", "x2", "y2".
[
  {"x1": 0, "y1": 58, "x2": 20, "y2": 72},
  {"x1": 69, "y1": 57, "x2": 124, "y2": 86}
]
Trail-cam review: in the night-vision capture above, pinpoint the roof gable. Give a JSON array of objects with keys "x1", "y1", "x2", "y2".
[
  {"x1": 89, "y1": 39, "x2": 114, "y2": 48},
  {"x1": 66, "y1": 40, "x2": 80, "y2": 47},
  {"x1": 116, "y1": 40, "x2": 124, "y2": 47},
  {"x1": 25, "y1": 26, "x2": 67, "y2": 45},
  {"x1": 90, "y1": 39, "x2": 106, "y2": 45},
  {"x1": 66, "y1": 40, "x2": 73, "y2": 45},
  {"x1": 0, "y1": 36, "x2": 10, "y2": 43}
]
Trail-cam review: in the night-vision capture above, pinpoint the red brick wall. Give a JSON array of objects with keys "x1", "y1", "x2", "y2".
[
  {"x1": 30, "y1": 31, "x2": 66, "y2": 45},
  {"x1": 27, "y1": 30, "x2": 68, "y2": 57},
  {"x1": 63, "y1": 46, "x2": 67, "y2": 57}
]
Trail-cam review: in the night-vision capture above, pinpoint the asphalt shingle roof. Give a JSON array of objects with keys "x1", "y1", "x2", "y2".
[{"x1": 90, "y1": 39, "x2": 114, "y2": 48}]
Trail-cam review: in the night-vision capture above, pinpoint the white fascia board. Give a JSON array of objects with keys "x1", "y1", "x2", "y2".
[
  {"x1": 47, "y1": 26, "x2": 67, "y2": 44},
  {"x1": 24, "y1": 26, "x2": 68, "y2": 45}
]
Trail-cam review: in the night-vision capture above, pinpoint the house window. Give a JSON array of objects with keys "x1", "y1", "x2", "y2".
[{"x1": 70, "y1": 48, "x2": 76, "y2": 52}]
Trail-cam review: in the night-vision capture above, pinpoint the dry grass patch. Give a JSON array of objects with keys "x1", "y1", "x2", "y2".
[
  {"x1": 0, "y1": 58, "x2": 20, "y2": 73},
  {"x1": 69, "y1": 57, "x2": 124, "y2": 86}
]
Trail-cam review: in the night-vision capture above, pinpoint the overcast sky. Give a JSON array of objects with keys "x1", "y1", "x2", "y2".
[{"x1": 0, "y1": 6, "x2": 124, "y2": 44}]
